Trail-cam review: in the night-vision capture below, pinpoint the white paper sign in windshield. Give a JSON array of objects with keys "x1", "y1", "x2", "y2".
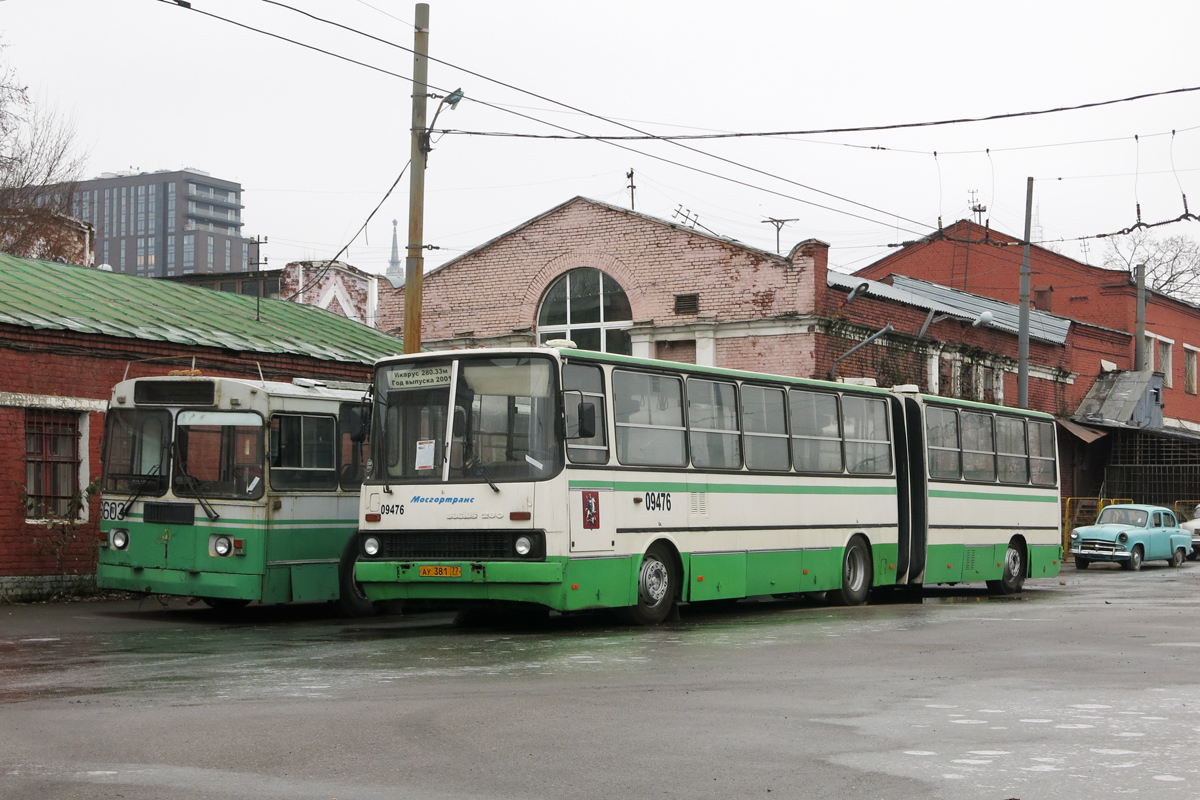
[
  {"x1": 415, "y1": 439, "x2": 436, "y2": 470},
  {"x1": 387, "y1": 365, "x2": 451, "y2": 391}
]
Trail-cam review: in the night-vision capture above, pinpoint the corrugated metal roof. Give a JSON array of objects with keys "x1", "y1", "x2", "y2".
[
  {"x1": 0, "y1": 253, "x2": 403, "y2": 365},
  {"x1": 830, "y1": 272, "x2": 1071, "y2": 345}
]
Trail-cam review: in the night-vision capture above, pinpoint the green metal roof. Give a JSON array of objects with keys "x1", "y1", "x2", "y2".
[{"x1": 0, "y1": 253, "x2": 403, "y2": 365}]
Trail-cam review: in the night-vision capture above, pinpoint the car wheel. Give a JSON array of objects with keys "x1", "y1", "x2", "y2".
[
  {"x1": 990, "y1": 540, "x2": 1027, "y2": 595},
  {"x1": 621, "y1": 543, "x2": 677, "y2": 625},
  {"x1": 1075, "y1": 557, "x2": 1090, "y2": 570},
  {"x1": 1171, "y1": 547, "x2": 1186, "y2": 568},
  {"x1": 1124, "y1": 544, "x2": 1144, "y2": 571}
]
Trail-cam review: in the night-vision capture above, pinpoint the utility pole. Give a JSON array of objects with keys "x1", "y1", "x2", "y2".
[
  {"x1": 1018, "y1": 177, "x2": 1033, "y2": 409},
  {"x1": 761, "y1": 217, "x2": 798, "y2": 255},
  {"x1": 402, "y1": 3, "x2": 430, "y2": 355},
  {"x1": 626, "y1": 169, "x2": 636, "y2": 211}
]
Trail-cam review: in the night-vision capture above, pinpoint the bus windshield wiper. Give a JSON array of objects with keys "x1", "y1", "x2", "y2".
[
  {"x1": 172, "y1": 439, "x2": 220, "y2": 520},
  {"x1": 118, "y1": 464, "x2": 161, "y2": 520},
  {"x1": 466, "y1": 455, "x2": 500, "y2": 493}
]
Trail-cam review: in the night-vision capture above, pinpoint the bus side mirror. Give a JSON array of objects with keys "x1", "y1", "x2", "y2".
[
  {"x1": 344, "y1": 405, "x2": 371, "y2": 443},
  {"x1": 453, "y1": 407, "x2": 468, "y2": 439},
  {"x1": 564, "y1": 391, "x2": 596, "y2": 439}
]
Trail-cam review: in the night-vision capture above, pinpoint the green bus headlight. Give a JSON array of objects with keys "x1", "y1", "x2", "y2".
[
  {"x1": 214, "y1": 536, "x2": 233, "y2": 557},
  {"x1": 111, "y1": 529, "x2": 129, "y2": 549}
]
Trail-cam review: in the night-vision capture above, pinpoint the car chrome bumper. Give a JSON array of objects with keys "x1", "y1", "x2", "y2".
[{"x1": 1070, "y1": 547, "x2": 1131, "y2": 559}]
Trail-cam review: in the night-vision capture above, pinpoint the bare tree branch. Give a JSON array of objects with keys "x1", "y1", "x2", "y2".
[{"x1": 1102, "y1": 230, "x2": 1200, "y2": 303}]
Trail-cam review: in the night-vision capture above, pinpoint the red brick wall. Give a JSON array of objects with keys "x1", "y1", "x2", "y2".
[{"x1": 0, "y1": 324, "x2": 376, "y2": 584}]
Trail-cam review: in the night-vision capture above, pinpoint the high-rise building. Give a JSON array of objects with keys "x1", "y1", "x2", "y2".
[{"x1": 68, "y1": 168, "x2": 253, "y2": 278}]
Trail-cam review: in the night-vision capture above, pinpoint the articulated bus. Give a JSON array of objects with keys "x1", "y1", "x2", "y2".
[
  {"x1": 351, "y1": 347, "x2": 1062, "y2": 624},
  {"x1": 97, "y1": 374, "x2": 376, "y2": 614}
]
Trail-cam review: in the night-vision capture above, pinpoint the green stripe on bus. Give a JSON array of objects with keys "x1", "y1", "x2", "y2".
[
  {"x1": 929, "y1": 489, "x2": 1058, "y2": 503},
  {"x1": 570, "y1": 480, "x2": 895, "y2": 496}
]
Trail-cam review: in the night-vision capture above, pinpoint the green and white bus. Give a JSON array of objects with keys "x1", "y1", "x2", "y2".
[
  {"x1": 97, "y1": 373, "x2": 376, "y2": 614},
  {"x1": 352, "y1": 346, "x2": 1062, "y2": 624}
]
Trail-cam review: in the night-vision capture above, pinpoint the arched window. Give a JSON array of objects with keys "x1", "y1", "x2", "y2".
[{"x1": 537, "y1": 268, "x2": 632, "y2": 355}]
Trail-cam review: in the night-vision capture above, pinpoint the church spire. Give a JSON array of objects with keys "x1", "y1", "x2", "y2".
[{"x1": 386, "y1": 218, "x2": 403, "y2": 287}]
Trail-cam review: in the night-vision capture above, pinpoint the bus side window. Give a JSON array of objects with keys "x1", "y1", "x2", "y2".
[
  {"x1": 961, "y1": 411, "x2": 996, "y2": 482},
  {"x1": 339, "y1": 403, "x2": 371, "y2": 490},
  {"x1": 926, "y1": 407, "x2": 961, "y2": 480},
  {"x1": 790, "y1": 390, "x2": 842, "y2": 473},
  {"x1": 843, "y1": 396, "x2": 892, "y2": 474},
  {"x1": 742, "y1": 385, "x2": 789, "y2": 471},
  {"x1": 995, "y1": 416, "x2": 1029, "y2": 484},
  {"x1": 563, "y1": 364, "x2": 608, "y2": 465},
  {"x1": 270, "y1": 414, "x2": 338, "y2": 491},
  {"x1": 613, "y1": 370, "x2": 686, "y2": 467},
  {"x1": 1028, "y1": 420, "x2": 1056, "y2": 486},
  {"x1": 687, "y1": 378, "x2": 741, "y2": 470}
]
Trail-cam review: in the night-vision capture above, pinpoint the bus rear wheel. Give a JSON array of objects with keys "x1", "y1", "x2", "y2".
[
  {"x1": 988, "y1": 539, "x2": 1027, "y2": 594},
  {"x1": 832, "y1": 536, "x2": 872, "y2": 606},
  {"x1": 339, "y1": 534, "x2": 382, "y2": 618},
  {"x1": 622, "y1": 543, "x2": 677, "y2": 625}
]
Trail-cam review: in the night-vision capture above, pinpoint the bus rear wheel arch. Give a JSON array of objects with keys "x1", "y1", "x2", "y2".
[
  {"x1": 622, "y1": 541, "x2": 680, "y2": 625},
  {"x1": 831, "y1": 535, "x2": 872, "y2": 606},
  {"x1": 987, "y1": 536, "x2": 1027, "y2": 595}
]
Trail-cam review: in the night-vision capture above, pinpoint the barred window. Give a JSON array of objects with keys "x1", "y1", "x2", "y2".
[{"x1": 25, "y1": 410, "x2": 81, "y2": 519}]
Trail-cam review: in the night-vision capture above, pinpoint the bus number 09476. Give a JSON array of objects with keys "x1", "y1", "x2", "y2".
[{"x1": 644, "y1": 492, "x2": 671, "y2": 512}]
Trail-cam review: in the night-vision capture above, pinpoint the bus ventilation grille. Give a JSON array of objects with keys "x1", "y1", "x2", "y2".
[
  {"x1": 379, "y1": 531, "x2": 521, "y2": 560},
  {"x1": 144, "y1": 503, "x2": 196, "y2": 526}
]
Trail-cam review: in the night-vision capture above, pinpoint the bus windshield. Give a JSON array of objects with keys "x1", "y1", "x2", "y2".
[
  {"x1": 173, "y1": 411, "x2": 265, "y2": 500},
  {"x1": 102, "y1": 408, "x2": 171, "y2": 496},
  {"x1": 376, "y1": 356, "x2": 561, "y2": 484}
]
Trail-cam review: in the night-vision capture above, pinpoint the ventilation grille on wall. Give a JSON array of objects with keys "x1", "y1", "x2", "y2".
[{"x1": 674, "y1": 293, "x2": 700, "y2": 314}]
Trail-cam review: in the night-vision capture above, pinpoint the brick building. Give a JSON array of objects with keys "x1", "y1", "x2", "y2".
[
  {"x1": 856, "y1": 220, "x2": 1200, "y2": 508},
  {"x1": 0, "y1": 252, "x2": 403, "y2": 600}
]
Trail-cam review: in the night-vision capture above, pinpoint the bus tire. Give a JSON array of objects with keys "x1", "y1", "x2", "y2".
[
  {"x1": 622, "y1": 542, "x2": 677, "y2": 625},
  {"x1": 339, "y1": 534, "x2": 381, "y2": 618},
  {"x1": 832, "y1": 536, "x2": 872, "y2": 606},
  {"x1": 988, "y1": 539, "x2": 1027, "y2": 594}
]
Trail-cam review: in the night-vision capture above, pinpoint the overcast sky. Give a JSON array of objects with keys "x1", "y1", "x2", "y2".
[{"x1": 3, "y1": 0, "x2": 1198, "y2": 277}]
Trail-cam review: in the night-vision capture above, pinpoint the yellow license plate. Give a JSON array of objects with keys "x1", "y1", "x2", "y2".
[{"x1": 418, "y1": 565, "x2": 462, "y2": 578}]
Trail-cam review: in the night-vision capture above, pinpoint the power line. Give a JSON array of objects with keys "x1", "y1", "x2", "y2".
[{"x1": 433, "y1": 85, "x2": 1200, "y2": 141}]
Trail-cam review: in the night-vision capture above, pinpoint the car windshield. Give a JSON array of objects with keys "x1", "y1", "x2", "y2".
[{"x1": 1096, "y1": 507, "x2": 1148, "y2": 527}]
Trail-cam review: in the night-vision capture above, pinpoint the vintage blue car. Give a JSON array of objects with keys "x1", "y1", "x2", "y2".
[{"x1": 1069, "y1": 504, "x2": 1191, "y2": 570}]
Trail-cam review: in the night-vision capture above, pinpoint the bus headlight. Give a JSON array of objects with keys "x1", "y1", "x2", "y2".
[
  {"x1": 514, "y1": 536, "x2": 532, "y2": 556},
  {"x1": 363, "y1": 537, "x2": 380, "y2": 556},
  {"x1": 213, "y1": 535, "x2": 233, "y2": 557},
  {"x1": 111, "y1": 529, "x2": 129, "y2": 550}
]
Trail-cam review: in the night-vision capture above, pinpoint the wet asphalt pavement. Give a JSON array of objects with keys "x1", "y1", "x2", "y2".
[{"x1": 2, "y1": 561, "x2": 1200, "y2": 800}]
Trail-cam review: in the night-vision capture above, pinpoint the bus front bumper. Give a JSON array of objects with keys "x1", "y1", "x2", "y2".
[{"x1": 96, "y1": 564, "x2": 261, "y2": 599}]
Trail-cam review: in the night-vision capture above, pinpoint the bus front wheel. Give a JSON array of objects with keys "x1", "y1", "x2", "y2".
[
  {"x1": 622, "y1": 543, "x2": 677, "y2": 625},
  {"x1": 339, "y1": 534, "x2": 382, "y2": 617},
  {"x1": 832, "y1": 536, "x2": 872, "y2": 606}
]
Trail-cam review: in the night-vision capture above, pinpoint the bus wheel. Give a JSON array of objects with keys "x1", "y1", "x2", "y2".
[
  {"x1": 988, "y1": 540, "x2": 1027, "y2": 594},
  {"x1": 339, "y1": 534, "x2": 381, "y2": 618},
  {"x1": 622, "y1": 543, "x2": 677, "y2": 625},
  {"x1": 832, "y1": 536, "x2": 872, "y2": 606},
  {"x1": 201, "y1": 598, "x2": 250, "y2": 611}
]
